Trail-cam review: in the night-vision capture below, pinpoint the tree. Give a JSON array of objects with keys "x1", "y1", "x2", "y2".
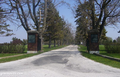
[
  {"x1": 113, "y1": 40, "x2": 116, "y2": 43},
  {"x1": 52, "y1": 17, "x2": 64, "y2": 46},
  {"x1": 116, "y1": 37, "x2": 120, "y2": 43},
  {"x1": 2, "y1": 0, "x2": 64, "y2": 50},
  {"x1": 62, "y1": 21, "x2": 74, "y2": 45},
  {"x1": 75, "y1": 27, "x2": 86, "y2": 45},
  {"x1": 22, "y1": 39, "x2": 27, "y2": 45},
  {"x1": 75, "y1": 1, "x2": 91, "y2": 39},
  {"x1": 11, "y1": 37, "x2": 23, "y2": 45},
  {"x1": 0, "y1": 7, "x2": 13, "y2": 37},
  {"x1": 75, "y1": 0, "x2": 120, "y2": 41},
  {"x1": 43, "y1": 0, "x2": 64, "y2": 48},
  {"x1": 4, "y1": 0, "x2": 48, "y2": 50},
  {"x1": 106, "y1": 37, "x2": 112, "y2": 42}
]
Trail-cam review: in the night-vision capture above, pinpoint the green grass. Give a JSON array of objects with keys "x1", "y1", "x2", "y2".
[
  {"x1": 79, "y1": 45, "x2": 120, "y2": 69},
  {"x1": 0, "y1": 53, "x2": 23, "y2": 57},
  {"x1": 43, "y1": 45, "x2": 66, "y2": 52},
  {"x1": 100, "y1": 53, "x2": 120, "y2": 59},
  {"x1": 0, "y1": 45, "x2": 67, "y2": 63},
  {"x1": 99, "y1": 45, "x2": 106, "y2": 51},
  {"x1": 79, "y1": 45, "x2": 87, "y2": 52},
  {"x1": 0, "y1": 54, "x2": 37, "y2": 63},
  {"x1": 99, "y1": 45, "x2": 120, "y2": 59},
  {"x1": 99, "y1": 45, "x2": 107, "y2": 54},
  {"x1": 24, "y1": 45, "x2": 28, "y2": 53}
]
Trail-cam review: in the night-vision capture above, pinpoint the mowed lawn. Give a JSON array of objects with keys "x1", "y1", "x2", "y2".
[
  {"x1": 99, "y1": 45, "x2": 120, "y2": 59},
  {"x1": 79, "y1": 45, "x2": 120, "y2": 69}
]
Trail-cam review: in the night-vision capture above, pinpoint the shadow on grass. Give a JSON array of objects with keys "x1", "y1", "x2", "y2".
[{"x1": 79, "y1": 51, "x2": 88, "y2": 53}]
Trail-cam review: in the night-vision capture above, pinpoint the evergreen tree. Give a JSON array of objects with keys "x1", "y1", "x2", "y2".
[
  {"x1": 43, "y1": 0, "x2": 64, "y2": 48},
  {"x1": 62, "y1": 21, "x2": 74, "y2": 45},
  {"x1": 0, "y1": 7, "x2": 13, "y2": 37}
]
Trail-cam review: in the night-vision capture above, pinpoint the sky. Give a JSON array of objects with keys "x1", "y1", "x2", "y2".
[{"x1": 0, "y1": 0, "x2": 120, "y2": 43}]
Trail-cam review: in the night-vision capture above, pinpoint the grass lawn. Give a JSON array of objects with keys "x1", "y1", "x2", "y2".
[
  {"x1": 43, "y1": 45, "x2": 66, "y2": 52},
  {"x1": 79, "y1": 45, "x2": 120, "y2": 69},
  {"x1": 79, "y1": 45, "x2": 87, "y2": 52},
  {"x1": 0, "y1": 53, "x2": 23, "y2": 57},
  {"x1": 0, "y1": 45, "x2": 67, "y2": 63},
  {"x1": 0, "y1": 54, "x2": 37, "y2": 63},
  {"x1": 99, "y1": 45, "x2": 120, "y2": 59}
]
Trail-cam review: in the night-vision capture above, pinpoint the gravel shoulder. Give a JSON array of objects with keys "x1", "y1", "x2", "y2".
[{"x1": 0, "y1": 45, "x2": 120, "y2": 77}]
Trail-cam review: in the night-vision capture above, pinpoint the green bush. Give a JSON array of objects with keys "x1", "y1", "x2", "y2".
[
  {"x1": 15, "y1": 45, "x2": 25, "y2": 53},
  {"x1": 0, "y1": 44, "x2": 25, "y2": 53},
  {"x1": 104, "y1": 42, "x2": 120, "y2": 53}
]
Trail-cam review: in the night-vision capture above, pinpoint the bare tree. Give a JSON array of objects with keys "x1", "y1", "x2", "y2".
[{"x1": 3, "y1": 0, "x2": 47, "y2": 50}]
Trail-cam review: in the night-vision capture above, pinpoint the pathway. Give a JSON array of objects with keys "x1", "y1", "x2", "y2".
[{"x1": 0, "y1": 45, "x2": 120, "y2": 77}]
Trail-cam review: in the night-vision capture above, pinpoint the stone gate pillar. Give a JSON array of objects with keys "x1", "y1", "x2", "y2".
[
  {"x1": 88, "y1": 29, "x2": 99, "y2": 54},
  {"x1": 27, "y1": 30, "x2": 39, "y2": 53}
]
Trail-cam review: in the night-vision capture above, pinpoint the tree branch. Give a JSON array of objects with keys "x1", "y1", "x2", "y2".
[
  {"x1": 27, "y1": 0, "x2": 35, "y2": 22},
  {"x1": 18, "y1": 0, "x2": 30, "y2": 31},
  {"x1": 35, "y1": 0, "x2": 40, "y2": 7},
  {"x1": 95, "y1": 0, "x2": 101, "y2": 8},
  {"x1": 15, "y1": 1, "x2": 27, "y2": 31},
  {"x1": 105, "y1": 0, "x2": 111, "y2": 5}
]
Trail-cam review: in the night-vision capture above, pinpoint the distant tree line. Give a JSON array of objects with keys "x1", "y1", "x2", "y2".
[{"x1": 43, "y1": 0, "x2": 74, "y2": 48}]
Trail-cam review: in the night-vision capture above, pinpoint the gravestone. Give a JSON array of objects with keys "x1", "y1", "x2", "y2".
[
  {"x1": 27, "y1": 30, "x2": 39, "y2": 53},
  {"x1": 88, "y1": 29, "x2": 99, "y2": 54}
]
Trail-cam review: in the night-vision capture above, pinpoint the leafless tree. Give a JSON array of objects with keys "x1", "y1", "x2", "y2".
[{"x1": 0, "y1": 0, "x2": 47, "y2": 50}]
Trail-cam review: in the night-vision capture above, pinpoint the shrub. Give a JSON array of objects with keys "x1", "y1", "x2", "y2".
[
  {"x1": 0, "y1": 43, "x2": 25, "y2": 53},
  {"x1": 104, "y1": 42, "x2": 120, "y2": 53},
  {"x1": 15, "y1": 45, "x2": 25, "y2": 53}
]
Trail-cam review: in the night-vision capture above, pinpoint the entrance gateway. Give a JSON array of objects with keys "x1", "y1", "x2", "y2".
[
  {"x1": 27, "y1": 30, "x2": 39, "y2": 53},
  {"x1": 87, "y1": 29, "x2": 99, "y2": 54}
]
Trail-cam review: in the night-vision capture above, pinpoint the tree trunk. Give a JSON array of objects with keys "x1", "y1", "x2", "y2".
[
  {"x1": 54, "y1": 39, "x2": 56, "y2": 47},
  {"x1": 49, "y1": 35, "x2": 51, "y2": 48},
  {"x1": 38, "y1": 37, "x2": 41, "y2": 51},
  {"x1": 41, "y1": 35, "x2": 43, "y2": 49},
  {"x1": 60, "y1": 40, "x2": 61, "y2": 45},
  {"x1": 38, "y1": 35, "x2": 43, "y2": 51},
  {"x1": 58, "y1": 40, "x2": 60, "y2": 46},
  {"x1": 67, "y1": 40, "x2": 68, "y2": 45},
  {"x1": 86, "y1": 38, "x2": 90, "y2": 53}
]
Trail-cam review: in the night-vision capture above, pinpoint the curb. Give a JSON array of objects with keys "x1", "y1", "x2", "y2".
[{"x1": 94, "y1": 53, "x2": 120, "y2": 62}]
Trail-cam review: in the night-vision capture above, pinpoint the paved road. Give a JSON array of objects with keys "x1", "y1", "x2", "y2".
[{"x1": 0, "y1": 45, "x2": 120, "y2": 77}]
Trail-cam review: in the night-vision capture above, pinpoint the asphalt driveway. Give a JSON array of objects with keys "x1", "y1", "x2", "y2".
[{"x1": 0, "y1": 45, "x2": 120, "y2": 77}]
